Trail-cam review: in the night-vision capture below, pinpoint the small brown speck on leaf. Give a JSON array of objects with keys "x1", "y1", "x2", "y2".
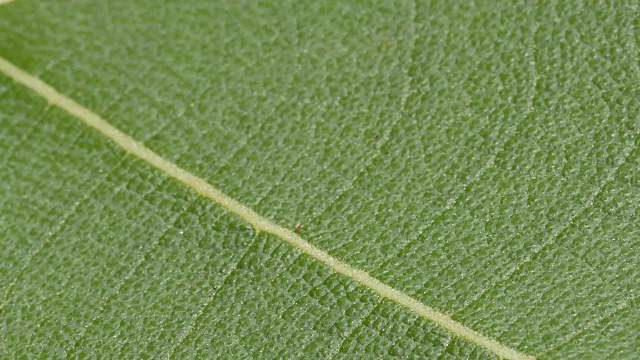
[{"x1": 294, "y1": 222, "x2": 302, "y2": 232}]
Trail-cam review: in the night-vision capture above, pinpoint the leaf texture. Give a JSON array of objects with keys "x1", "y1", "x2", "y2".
[{"x1": 1, "y1": 0, "x2": 639, "y2": 358}]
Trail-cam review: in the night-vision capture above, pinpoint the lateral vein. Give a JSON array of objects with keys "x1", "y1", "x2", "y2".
[{"x1": 0, "y1": 56, "x2": 534, "y2": 360}]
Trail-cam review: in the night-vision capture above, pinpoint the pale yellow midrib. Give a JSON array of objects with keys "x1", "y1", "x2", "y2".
[
  {"x1": 0, "y1": 56, "x2": 535, "y2": 360},
  {"x1": 0, "y1": 0, "x2": 15, "y2": 5}
]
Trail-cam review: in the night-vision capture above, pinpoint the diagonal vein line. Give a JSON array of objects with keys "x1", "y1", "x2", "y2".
[
  {"x1": 325, "y1": 299, "x2": 381, "y2": 360},
  {"x1": 0, "y1": 153, "x2": 130, "y2": 310},
  {"x1": 0, "y1": 0, "x2": 15, "y2": 5},
  {"x1": 0, "y1": 56, "x2": 534, "y2": 360},
  {"x1": 68, "y1": 190, "x2": 201, "y2": 353},
  {"x1": 165, "y1": 232, "x2": 261, "y2": 359},
  {"x1": 538, "y1": 298, "x2": 632, "y2": 357}
]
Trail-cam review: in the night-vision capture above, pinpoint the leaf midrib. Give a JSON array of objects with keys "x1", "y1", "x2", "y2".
[{"x1": 0, "y1": 55, "x2": 534, "y2": 360}]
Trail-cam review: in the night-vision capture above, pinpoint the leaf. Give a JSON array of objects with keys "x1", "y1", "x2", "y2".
[{"x1": 1, "y1": 1, "x2": 639, "y2": 359}]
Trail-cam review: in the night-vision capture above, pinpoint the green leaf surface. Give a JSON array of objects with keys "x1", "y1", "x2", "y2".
[{"x1": 1, "y1": 0, "x2": 639, "y2": 358}]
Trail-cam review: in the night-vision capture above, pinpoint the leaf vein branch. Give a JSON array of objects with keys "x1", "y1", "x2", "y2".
[
  {"x1": 538, "y1": 298, "x2": 634, "y2": 356},
  {"x1": 325, "y1": 299, "x2": 381, "y2": 360},
  {"x1": 66, "y1": 185, "x2": 201, "y2": 353},
  {"x1": 461, "y1": 127, "x2": 639, "y2": 315},
  {"x1": 165, "y1": 232, "x2": 261, "y2": 359},
  {"x1": 0, "y1": 154, "x2": 130, "y2": 310}
]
